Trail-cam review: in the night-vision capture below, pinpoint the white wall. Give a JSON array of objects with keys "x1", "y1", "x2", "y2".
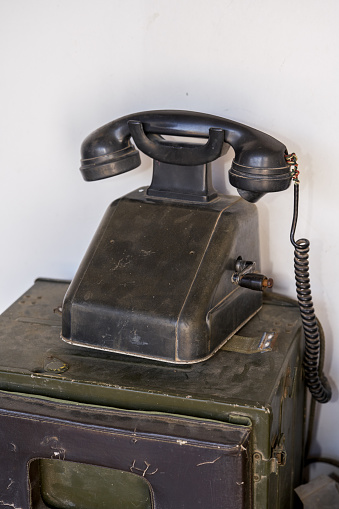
[{"x1": 1, "y1": 0, "x2": 338, "y2": 478}]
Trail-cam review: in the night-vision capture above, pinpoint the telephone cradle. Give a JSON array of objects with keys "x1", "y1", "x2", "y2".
[{"x1": 0, "y1": 111, "x2": 331, "y2": 508}]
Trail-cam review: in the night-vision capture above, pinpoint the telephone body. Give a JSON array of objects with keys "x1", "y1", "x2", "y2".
[{"x1": 61, "y1": 111, "x2": 292, "y2": 364}]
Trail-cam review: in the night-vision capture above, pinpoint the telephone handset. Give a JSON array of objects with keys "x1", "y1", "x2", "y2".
[
  {"x1": 80, "y1": 110, "x2": 291, "y2": 202},
  {"x1": 63, "y1": 110, "x2": 331, "y2": 403}
]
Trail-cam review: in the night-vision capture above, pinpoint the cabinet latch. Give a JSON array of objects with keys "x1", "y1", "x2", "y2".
[
  {"x1": 272, "y1": 434, "x2": 287, "y2": 466},
  {"x1": 253, "y1": 434, "x2": 286, "y2": 482}
]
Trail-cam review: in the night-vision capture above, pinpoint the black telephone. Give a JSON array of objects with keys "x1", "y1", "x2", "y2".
[{"x1": 62, "y1": 110, "x2": 331, "y2": 403}]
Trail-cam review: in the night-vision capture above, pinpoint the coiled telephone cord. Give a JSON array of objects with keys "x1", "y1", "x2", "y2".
[{"x1": 287, "y1": 153, "x2": 332, "y2": 403}]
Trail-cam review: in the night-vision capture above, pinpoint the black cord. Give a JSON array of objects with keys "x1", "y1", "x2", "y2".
[
  {"x1": 290, "y1": 183, "x2": 331, "y2": 403},
  {"x1": 305, "y1": 457, "x2": 339, "y2": 469},
  {"x1": 266, "y1": 165, "x2": 333, "y2": 470}
]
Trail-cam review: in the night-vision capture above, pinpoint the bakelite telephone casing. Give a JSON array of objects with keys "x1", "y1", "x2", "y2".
[{"x1": 61, "y1": 111, "x2": 291, "y2": 363}]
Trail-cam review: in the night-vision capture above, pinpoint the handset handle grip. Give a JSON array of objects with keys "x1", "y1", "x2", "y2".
[{"x1": 128, "y1": 120, "x2": 225, "y2": 166}]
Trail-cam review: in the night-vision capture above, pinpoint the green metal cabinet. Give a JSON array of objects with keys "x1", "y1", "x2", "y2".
[{"x1": 0, "y1": 279, "x2": 304, "y2": 508}]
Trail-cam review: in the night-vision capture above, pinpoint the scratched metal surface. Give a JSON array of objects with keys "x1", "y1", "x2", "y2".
[
  {"x1": 0, "y1": 280, "x2": 305, "y2": 508},
  {"x1": 0, "y1": 279, "x2": 302, "y2": 409}
]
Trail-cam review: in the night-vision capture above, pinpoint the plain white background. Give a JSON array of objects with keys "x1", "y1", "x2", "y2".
[{"x1": 1, "y1": 0, "x2": 338, "y2": 479}]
